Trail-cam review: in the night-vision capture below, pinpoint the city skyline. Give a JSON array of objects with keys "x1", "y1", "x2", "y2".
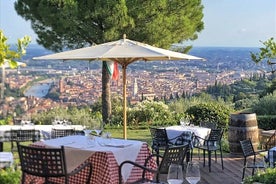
[{"x1": 0, "y1": 0, "x2": 275, "y2": 47}]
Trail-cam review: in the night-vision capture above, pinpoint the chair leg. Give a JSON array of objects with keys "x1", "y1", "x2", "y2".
[
  {"x1": 190, "y1": 149, "x2": 193, "y2": 161},
  {"x1": 156, "y1": 149, "x2": 160, "y2": 166},
  {"x1": 252, "y1": 167, "x2": 255, "y2": 176},
  {"x1": 198, "y1": 149, "x2": 201, "y2": 160},
  {"x1": 156, "y1": 172, "x2": 160, "y2": 183},
  {"x1": 203, "y1": 150, "x2": 206, "y2": 167},
  {"x1": 242, "y1": 167, "x2": 246, "y2": 180},
  {"x1": 186, "y1": 150, "x2": 190, "y2": 163},
  {"x1": 252, "y1": 157, "x2": 256, "y2": 176},
  {"x1": 220, "y1": 149, "x2": 224, "y2": 170},
  {"x1": 208, "y1": 150, "x2": 212, "y2": 172},
  {"x1": 11, "y1": 141, "x2": 14, "y2": 152},
  {"x1": 21, "y1": 173, "x2": 26, "y2": 184},
  {"x1": 242, "y1": 160, "x2": 246, "y2": 180}
]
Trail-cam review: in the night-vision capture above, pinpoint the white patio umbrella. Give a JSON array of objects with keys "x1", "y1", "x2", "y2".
[
  {"x1": 34, "y1": 35, "x2": 204, "y2": 139},
  {"x1": 0, "y1": 59, "x2": 26, "y2": 99}
]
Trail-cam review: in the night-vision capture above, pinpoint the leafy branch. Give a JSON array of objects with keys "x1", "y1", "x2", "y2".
[
  {"x1": 0, "y1": 30, "x2": 31, "y2": 68},
  {"x1": 251, "y1": 37, "x2": 276, "y2": 74}
]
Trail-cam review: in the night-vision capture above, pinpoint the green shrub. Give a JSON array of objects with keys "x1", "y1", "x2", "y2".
[
  {"x1": 257, "y1": 115, "x2": 276, "y2": 130},
  {"x1": 243, "y1": 168, "x2": 276, "y2": 184},
  {"x1": 252, "y1": 92, "x2": 276, "y2": 115},
  {"x1": 221, "y1": 137, "x2": 230, "y2": 153},
  {"x1": 128, "y1": 101, "x2": 175, "y2": 126},
  {"x1": 186, "y1": 103, "x2": 233, "y2": 128},
  {"x1": 0, "y1": 168, "x2": 21, "y2": 184}
]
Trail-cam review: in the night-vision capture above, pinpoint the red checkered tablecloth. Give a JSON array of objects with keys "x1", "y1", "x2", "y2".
[{"x1": 24, "y1": 143, "x2": 156, "y2": 184}]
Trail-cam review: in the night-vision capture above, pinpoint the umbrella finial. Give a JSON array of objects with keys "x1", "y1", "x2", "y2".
[{"x1": 123, "y1": 34, "x2": 126, "y2": 40}]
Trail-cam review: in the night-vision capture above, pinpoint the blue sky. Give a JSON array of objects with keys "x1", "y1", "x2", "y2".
[{"x1": 0, "y1": 0, "x2": 275, "y2": 47}]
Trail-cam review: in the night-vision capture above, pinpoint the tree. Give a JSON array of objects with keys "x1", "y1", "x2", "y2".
[
  {"x1": 15, "y1": 0, "x2": 204, "y2": 124},
  {"x1": 0, "y1": 30, "x2": 31, "y2": 67},
  {"x1": 0, "y1": 30, "x2": 31, "y2": 99},
  {"x1": 251, "y1": 37, "x2": 276, "y2": 74}
]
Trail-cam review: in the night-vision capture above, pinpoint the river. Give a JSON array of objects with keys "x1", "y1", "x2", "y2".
[{"x1": 24, "y1": 83, "x2": 52, "y2": 98}]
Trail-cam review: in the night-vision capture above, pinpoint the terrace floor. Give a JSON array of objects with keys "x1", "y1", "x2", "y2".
[
  {"x1": 189, "y1": 154, "x2": 246, "y2": 184},
  {"x1": 160, "y1": 153, "x2": 265, "y2": 184}
]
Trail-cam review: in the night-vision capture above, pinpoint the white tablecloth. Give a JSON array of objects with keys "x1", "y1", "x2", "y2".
[
  {"x1": 165, "y1": 125, "x2": 211, "y2": 142},
  {"x1": 0, "y1": 125, "x2": 84, "y2": 140},
  {"x1": 0, "y1": 152, "x2": 13, "y2": 168},
  {"x1": 269, "y1": 147, "x2": 276, "y2": 167},
  {"x1": 38, "y1": 135, "x2": 143, "y2": 182}
]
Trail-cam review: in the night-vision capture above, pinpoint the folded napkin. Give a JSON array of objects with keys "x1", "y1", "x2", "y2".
[
  {"x1": 38, "y1": 136, "x2": 95, "y2": 173},
  {"x1": 98, "y1": 139, "x2": 133, "y2": 148},
  {"x1": 108, "y1": 139, "x2": 143, "y2": 182},
  {"x1": 64, "y1": 147, "x2": 94, "y2": 173}
]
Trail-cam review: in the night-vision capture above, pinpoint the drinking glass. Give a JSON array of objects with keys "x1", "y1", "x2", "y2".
[
  {"x1": 186, "y1": 161, "x2": 200, "y2": 184},
  {"x1": 92, "y1": 119, "x2": 103, "y2": 136},
  {"x1": 167, "y1": 164, "x2": 184, "y2": 184},
  {"x1": 83, "y1": 129, "x2": 92, "y2": 136},
  {"x1": 180, "y1": 117, "x2": 190, "y2": 127},
  {"x1": 180, "y1": 118, "x2": 185, "y2": 127},
  {"x1": 85, "y1": 134, "x2": 95, "y2": 147}
]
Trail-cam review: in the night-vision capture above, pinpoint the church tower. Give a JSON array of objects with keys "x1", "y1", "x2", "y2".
[
  {"x1": 59, "y1": 77, "x2": 64, "y2": 93},
  {"x1": 133, "y1": 78, "x2": 138, "y2": 96}
]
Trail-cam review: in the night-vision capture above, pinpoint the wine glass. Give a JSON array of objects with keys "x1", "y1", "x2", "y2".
[
  {"x1": 83, "y1": 129, "x2": 92, "y2": 136},
  {"x1": 180, "y1": 118, "x2": 185, "y2": 127},
  {"x1": 186, "y1": 161, "x2": 200, "y2": 184},
  {"x1": 180, "y1": 117, "x2": 190, "y2": 127},
  {"x1": 167, "y1": 164, "x2": 184, "y2": 184},
  {"x1": 92, "y1": 119, "x2": 103, "y2": 136}
]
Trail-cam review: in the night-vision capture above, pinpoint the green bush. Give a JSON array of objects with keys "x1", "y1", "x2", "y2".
[
  {"x1": 186, "y1": 103, "x2": 233, "y2": 128},
  {"x1": 252, "y1": 92, "x2": 276, "y2": 115},
  {"x1": 243, "y1": 168, "x2": 276, "y2": 184},
  {"x1": 257, "y1": 115, "x2": 276, "y2": 130},
  {"x1": 127, "y1": 101, "x2": 175, "y2": 126},
  {"x1": 0, "y1": 168, "x2": 21, "y2": 184}
]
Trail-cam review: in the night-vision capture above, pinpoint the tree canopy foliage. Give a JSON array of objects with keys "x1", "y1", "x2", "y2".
[
  {"x1": 15, "y1": 0, "x2": 204, "y2": 50},
  {"x1": 251, "y1": 37, "x2": 276, "y2": 74}
]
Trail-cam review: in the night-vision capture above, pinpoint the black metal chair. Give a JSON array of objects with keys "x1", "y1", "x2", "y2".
[
  {"x1": 4, "y1": 129, "x2": 41, "y2": 152},
  {"x1": 193, "y1": 128, "x2": 224, "y2": 172},
  {"x1": 264, "y1": 130, "x2": 276, "y2": 150},
  {"x1": 51, "y1": 128, "x2": 75, "y2": 139},
  {"x1": 119, "y1": 144, "x2": 189, "y2": 184},
  {"x1": 240, "y1": 139, "x2": 267, "y2": 180},
  {"x1": 150, "y1": 127, "x2": 175, "y2": 154},
  {"x1": 174, "y1": 131, "x2": 194, "y2": 162},
  {"x1": 17, "y1": 142, "x2": 92, "y2": 184},
  {"x1": 200, "y1": 121, "x2": 217, "y2": 129},
  {"x1": 149, "y1": 127, "x2": 175, "y2": 165}
]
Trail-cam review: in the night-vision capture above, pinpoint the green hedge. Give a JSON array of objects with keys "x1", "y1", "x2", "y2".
[
  {"x1": 243, "y1": 168, "x2": 276, "y2": 184},
  {"x1": 257, "y1": 115, "x2": 276, "y2": 130}
]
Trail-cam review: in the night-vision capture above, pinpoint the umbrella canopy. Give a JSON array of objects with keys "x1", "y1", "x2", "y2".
[{"x1": 34, "y1": 35, "x2": 204, "y2": 139}]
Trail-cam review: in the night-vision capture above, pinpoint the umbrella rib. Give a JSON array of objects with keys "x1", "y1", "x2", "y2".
[{"x1": 114, "y1": 58, "x2": 139, "y2": 66}]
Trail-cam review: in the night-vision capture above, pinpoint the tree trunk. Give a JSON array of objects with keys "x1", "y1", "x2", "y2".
[{"x1": 102, "y1": 61, "x2": 111, "y2": 125}]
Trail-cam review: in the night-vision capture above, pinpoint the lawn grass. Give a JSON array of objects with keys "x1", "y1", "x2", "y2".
[{"x1": 105, "y1": 128, "x2": 152, "y2": 145}]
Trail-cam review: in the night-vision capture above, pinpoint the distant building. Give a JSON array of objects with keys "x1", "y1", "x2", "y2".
[
  {"x1": 133, "y1": 78, "x2": 138, "y2": 96},
  {"x1": 59, "y1": 77, "x2": 64, "y2": 93}
]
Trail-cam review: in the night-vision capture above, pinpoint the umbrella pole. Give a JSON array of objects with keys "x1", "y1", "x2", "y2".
[{"x1": 122, "y1": 64, "x2": 127, "y2": 139}]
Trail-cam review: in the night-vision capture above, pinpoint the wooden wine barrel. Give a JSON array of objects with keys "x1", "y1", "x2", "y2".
[{"x1": 228, "y1": 113, "x2": 259, "y2": 154}]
